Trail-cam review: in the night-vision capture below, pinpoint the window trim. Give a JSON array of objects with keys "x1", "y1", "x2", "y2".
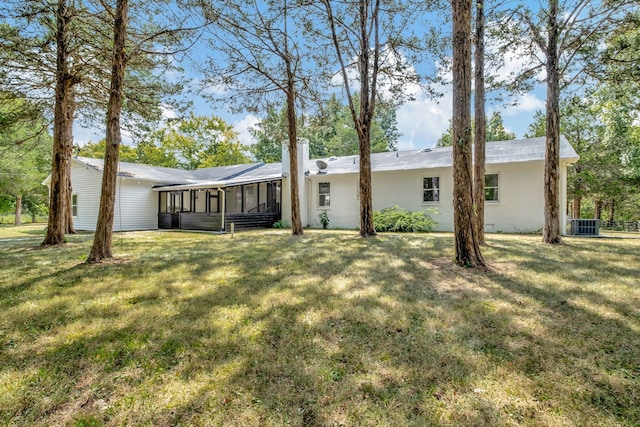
[
  {"x1": 422, "y1": 176, "x2": 440, "y2": 204},
  {"x1": 484, "y1": 173, "x2": 500, "y2": 203},
  {"x1": 318, "y1": 181, "x2": 331, "y2": 208}
]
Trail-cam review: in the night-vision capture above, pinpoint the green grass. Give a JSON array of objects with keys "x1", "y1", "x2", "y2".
[
  {"x1": 1, "y1": 227, "x2": 639, "y2": 426},
  {"x1": 0, "y1": 223, "x2": 48, "y2": 239}
]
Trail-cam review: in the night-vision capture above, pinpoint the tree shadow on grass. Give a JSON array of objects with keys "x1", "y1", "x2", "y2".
[{"x1": 2, "y1": 231, "x2": 640, "y2": 426}]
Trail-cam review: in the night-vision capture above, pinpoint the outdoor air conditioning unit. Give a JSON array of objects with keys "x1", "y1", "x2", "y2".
[{"x1": 567, "y1": 219, "x2": 600, "y2": 236}]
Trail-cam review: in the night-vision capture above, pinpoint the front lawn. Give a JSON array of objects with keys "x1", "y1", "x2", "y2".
[{"x1": 1, "y1": 229, "x2": 639, "y2": 426}]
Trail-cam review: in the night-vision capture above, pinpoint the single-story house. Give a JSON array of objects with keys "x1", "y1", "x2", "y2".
[{"x1": 52, "y1": 136, "x2": 579, "y2": 234}]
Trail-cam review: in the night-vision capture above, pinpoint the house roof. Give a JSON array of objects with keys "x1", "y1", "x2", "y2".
[
  {"x1": 73, "y1": 156, "x2": 264, "y2": 186},
  {"x1": 151, "y1": 162, "x2": 284, "y2": 191},
  {"x1": 67, "y1": 136, "x2": 579, "y2": 190},
  {"x1": 307, "y1": 136, "x2": 579, "y2": 176}
]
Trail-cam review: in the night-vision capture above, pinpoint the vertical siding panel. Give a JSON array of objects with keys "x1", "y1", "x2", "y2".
[
  {"x1": 71, "y1": 161, "x2": 103, "y2": 231},
  {"x1": 71, "y1": 160, "x2": 157, "y2": 231},
  {"x1": 113, "y1": 179, "x2": 158, "y2": 231}
]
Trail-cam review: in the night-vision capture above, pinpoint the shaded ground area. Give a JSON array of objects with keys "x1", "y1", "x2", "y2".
[{"x1": 0, "y1": 228, "x2": 639, "y2": 426}]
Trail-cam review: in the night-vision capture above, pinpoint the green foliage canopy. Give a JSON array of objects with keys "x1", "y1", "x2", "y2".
[
  {"x1": 0, "y1": 98, "x2": 52, "y2": 217},
  {"x1": 80, "y1": 114, "x2": 250, "y2": 170},
  {"x1": 250, "y1": 94, "x2": 400, "y2": 163},
  {"x1": 437, "y1": 111, "x2": 515, "y2": 147}
]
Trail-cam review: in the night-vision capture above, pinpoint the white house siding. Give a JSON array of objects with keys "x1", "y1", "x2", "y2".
[
  {"x1": 305, "y1": 160, "x2": 551, "y2": 233},
  {"x1": 308, "y1": 174, "x2": 360, "y2": 229},
  {"x1": 71, "y1": 160, "x2": 158, "y2": 232},
  {"x1": 483, "y1": 161, "x2": 545, "y2": 233},
  {"x1": 112, "y1": 178, "x2": 158, "y2": 231},
  {"x1": 371, "y1": 167, "x2": 454, "y2": 232},
  {"x1": 560, "y1": 161, "x2": 569, "y2": 235},
  {"x1": 70, "y1": 161, "x2": 103, "y2": 231}
]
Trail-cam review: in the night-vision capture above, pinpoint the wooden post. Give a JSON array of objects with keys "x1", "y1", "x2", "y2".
[{"x1": 230, "y1": 222, "x2": 234, "y2": 238}]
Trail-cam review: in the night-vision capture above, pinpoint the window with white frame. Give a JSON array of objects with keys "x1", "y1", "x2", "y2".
[
  {"x1": 72, "y1": 194, "x2": 78, "y2": 217},
  {"x1": 318, "y1": 182, "x2": 330, "y2": 207},
  {"x1": 485, "y1": 173, "x2": 499, "y2": 202},
  {"x1": 423, "y1": 177, "x2": 440, "y2": 203}
]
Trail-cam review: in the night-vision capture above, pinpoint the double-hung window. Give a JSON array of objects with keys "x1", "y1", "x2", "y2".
[
  {"x1": 318, "y1": 182, "x2": 330, "y2": 207},
  {"x1": 72, "y1": 194, "x2": 78, "y2": 217},
  {"x1": 485, "y1": 174, "x2": 499, "y2": 202},
  {"x1": 423, "y1": 177, "x2": 440, "y2": 203}
]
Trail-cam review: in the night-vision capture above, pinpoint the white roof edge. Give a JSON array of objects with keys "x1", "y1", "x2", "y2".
[
  {"x1": 152, "y1": 181, "x2": 226, "y2": 191},
  {"x1": 152, "y1": 175, "x2": 283, "y2": 191}
]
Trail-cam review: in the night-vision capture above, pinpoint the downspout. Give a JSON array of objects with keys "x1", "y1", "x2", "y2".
[
  {"x1": 218, "y1": 187, "x2": 225, "y2": 231},
  {"x1": 305, "y1": 176, "x2": 312, "y2": 227},
  {"x1": 560, "y1": 160, "x2": 568, "y2": 235}
]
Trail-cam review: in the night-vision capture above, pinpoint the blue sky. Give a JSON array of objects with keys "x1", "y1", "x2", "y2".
[
  {"x1": 73, "y1": 0, "x2": 549, "y2": 152},
  {"x1": 73, "y1": 80, "x2": 545, "y2": 151}
]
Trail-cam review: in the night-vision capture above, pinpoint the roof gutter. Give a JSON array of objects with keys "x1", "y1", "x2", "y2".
[{"x1": 151, "y1": 181, "x2": 226, "y2": 192}]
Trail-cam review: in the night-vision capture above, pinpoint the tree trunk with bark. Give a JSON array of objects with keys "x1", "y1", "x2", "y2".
[
  {"x1": 283, "y1": 3, "x2": 303, "y2": 237},
  {"x1": 595, "y1": 200, "x2": 601, "y2": 219},
  {"x1": 452, "y1": 0, "x2": 484, "y2": 267},
  {"x1": 66, "y1": 173, "x2": 76, "y2": 233},
  {"x1": 43, "y1": 0, "x2": 76, "y2": 246},
  {"x1": 14, "y1": 194, "x2": 22, "y2": 226},
  {"x1": 572, "y1": 196, "x2": 581, "y2": 219},
  {"x1": 473, "y1": 0, "x2": 486, "y2": 245},
  {"x1": 356, "y1": 0, "x2": 377, "y2": 238},
  {"x1": 286, "y1": 75, "x2": 304, "y2": 236},
  {"x1": 321, "y1": 0, "x2": 378, "y2": 238},
  {"x1": 87, "y1": 0, "x2": 128, "y2": 262},
  {"x1": 609, "y1": 199, "x2": 615, "y2": 221},
  {"x1": 357, "y1": 121, "x2": 376, "y2": 237},
  {"x1": 543, "y1": 0, "x2": 563, "y2": 244}
]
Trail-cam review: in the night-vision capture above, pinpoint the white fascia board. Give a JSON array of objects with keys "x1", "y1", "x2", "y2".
[{"x1": 151, "y1": 181, "x2": 226, "y2": 192}]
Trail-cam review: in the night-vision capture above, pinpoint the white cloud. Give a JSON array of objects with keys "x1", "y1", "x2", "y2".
[
  {"x1": 502, "y1": 92, "x2": 545, "y2": 116},
  {"x1": 233, "y1": 114, "x2": 260, "y2": 146},
  {"x1": 74, "y1": 125, "x2": 104, "y2": 146},
  {"x1": 396, "y1": 94, "x2": 451, "y2": 150},
  {"x1": 160, "y1": 104, "x2": 179, "y2": 120}
]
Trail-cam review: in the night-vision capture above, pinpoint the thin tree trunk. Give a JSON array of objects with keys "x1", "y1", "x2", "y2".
[
  {"x1": 358, "y1": 124, "x2": 376, "y2": 237},
  {"x1": 87, "y1": 0, "x2": 128, "y2": 262},
  {"x1": 286, "y1": 78, "x2": 303, "y2": 236},
  {"x1": 356, "y1": 0, "x2": 377, "y2": 238},
  {"x1": 14, "y1": 194, "x2": 22, "y2": 226},
  {"x1": 595, "y1": 200, "x2": 601, "y2": 219},
  {"x1": 66, "y1": 172, "x2": 76, "y2": 233},
  {"x1": 321, "y1": 0, "x2": 377, "y2": 237},
  {"x1": 543, "y1": 0, "x2": 563, "y2": 244},
  {"x1": 473, "y1": 0, "x2": 486, "y2": 245},
  {"x1": 572, "y1": 196, "x2": 581, "y2": 218},
  {"x1": 284, "y1": 2, "x2": 303, "y2": 236},
  {"x1": 43, "y1": 0, "x2": 75, "y2": 246},
  {"x1": 609, "y1": 199, "x2": 615, "y2": 222},
  {"x1": 452, "y1": 0, "x2": 484, "y2": 267}
]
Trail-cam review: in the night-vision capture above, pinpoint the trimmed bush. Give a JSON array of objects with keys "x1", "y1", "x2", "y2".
[{"x1": 373, "y1": 205, "x2": 437, "y2": 232}]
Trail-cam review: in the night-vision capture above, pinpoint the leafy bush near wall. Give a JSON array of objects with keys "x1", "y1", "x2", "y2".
[
  {"x1": 373, "y1": 205, "x2": 437, "y2": 232},
  {"x1": 272, "y1": 219, "x2": 289, "y2": 229}
]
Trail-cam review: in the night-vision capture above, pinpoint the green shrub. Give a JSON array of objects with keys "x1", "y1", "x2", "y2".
[
  {"x1": 272, "y1": 219, "x2": 289, "y2": 229},
  {"x1": 318, "y1": 210, "x2": 330, "y2": 229},
  {"x1": 373, "y1": 205, "x2": 437, "y2": 232}
]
